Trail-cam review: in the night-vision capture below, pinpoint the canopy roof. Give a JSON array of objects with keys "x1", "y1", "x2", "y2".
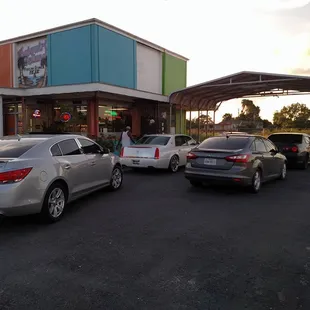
[{"x1": 169, "y1": 71, "x2": 310, "y2": 111}]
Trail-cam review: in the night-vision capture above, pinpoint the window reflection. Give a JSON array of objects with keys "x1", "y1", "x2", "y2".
[
  {"x1": 98, "y1": 104, "x2": 132, "y2": 134},
  {"x1": 26, "y1": 101, "x2": 88, "y2": 134}
]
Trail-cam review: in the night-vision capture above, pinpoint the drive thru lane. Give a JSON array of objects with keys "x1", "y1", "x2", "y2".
[{"x1": 1, "y1": 168, "x2": 310, "y2": 309}]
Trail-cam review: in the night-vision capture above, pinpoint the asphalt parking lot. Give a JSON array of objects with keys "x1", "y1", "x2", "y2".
[{"x1": 1, "y1": 168, "x2": 310, "y2": 310}]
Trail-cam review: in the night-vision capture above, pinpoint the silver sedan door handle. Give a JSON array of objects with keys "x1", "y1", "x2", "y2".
[{"x1": 64, "y1": 165, "x2": 71, "y2": 170}]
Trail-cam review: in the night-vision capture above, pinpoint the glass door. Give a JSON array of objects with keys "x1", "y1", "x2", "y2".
[{"x1": 3, "y1": 103, "x2": 23, "y2": 136}]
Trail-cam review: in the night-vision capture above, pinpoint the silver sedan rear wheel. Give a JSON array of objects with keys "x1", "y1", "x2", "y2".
[
  {"x1": 41, "y1": 182, "x2": 67, "y2": 223},
  {"x1": 48, "y1": 188, "x2": 66, "y2": 218}
]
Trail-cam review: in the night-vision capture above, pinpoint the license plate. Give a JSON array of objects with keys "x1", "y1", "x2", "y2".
[
  {"x1": 204, "y1": 158, "x2": 217, "y2": 165},
  {"x1": 132, "y1": 160, "x2": 140, "y2": 165}
]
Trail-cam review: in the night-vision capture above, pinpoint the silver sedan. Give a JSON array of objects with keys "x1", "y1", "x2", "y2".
[{"x1": 0, "y1": 134, "x2": 123, "y2": 222}]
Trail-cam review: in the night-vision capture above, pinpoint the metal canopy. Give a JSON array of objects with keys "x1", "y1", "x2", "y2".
[{"x1": 169, "y1": 71, "x2": 310, "y2": 111}]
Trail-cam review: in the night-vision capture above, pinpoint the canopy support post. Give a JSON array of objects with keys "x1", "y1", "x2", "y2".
[
  {"x1": 198, "y1": 106, "x2": 201, "y2": 142},
  {"x1": 189, "y1": 101, "x2": 192, "y2": 136},
  {"x1": 169, "y1": 103, "x2": 172, "y2": 134},
  {"x1": 180, "y1": 104, "x2": 183, "y2": 134},
  {"x1": 206, "y1": 110, "x2": 209, "y2": 138},
  {"x1": 213, "y1": 110, "x2": 216, "y2": 136}
]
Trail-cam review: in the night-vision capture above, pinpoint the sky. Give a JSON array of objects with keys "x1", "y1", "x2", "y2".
[{"x1": 1, "y1": 0, "x2": 310, "y2": 122}]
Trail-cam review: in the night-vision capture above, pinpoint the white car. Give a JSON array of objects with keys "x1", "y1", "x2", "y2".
[{"x1": 120, "y1": 134, "x2": 198, "y2": 172}]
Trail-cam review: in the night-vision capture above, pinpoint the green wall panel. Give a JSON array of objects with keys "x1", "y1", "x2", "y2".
[
  {"x1": 162, "y1": 53, "x2": 187, "y2": 95},
  {"x1": 175, "y1": 110, "x2": 186, "y2": 134}
]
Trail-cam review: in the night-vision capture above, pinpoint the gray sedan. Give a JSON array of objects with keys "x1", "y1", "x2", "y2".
[
  {"x1": 185, "y1": 134, "x2": 287, "y2": 193},
  {"x1": 0, "y1": 134, "x2": 123, "y2": 222}
]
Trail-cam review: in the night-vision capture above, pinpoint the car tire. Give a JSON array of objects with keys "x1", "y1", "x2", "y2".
[
  {"x1": 190, "y1": 180, "x2": 202, "y2": 187},
  {"x1": 40, "y1": 182, "x2": 67, "y2": 223},
  {"x1": 109, "y1": 166, "x2": 123, "y2": 191},
  {"x1": 278, "y1": 162, "x2": 287, "y2": 180},
  {"x1": 249, "y1": 169, "x2": 262, "y2": 194},
  {"x1": 169, "y1": 155, "x2": 179, "y2": 173}
]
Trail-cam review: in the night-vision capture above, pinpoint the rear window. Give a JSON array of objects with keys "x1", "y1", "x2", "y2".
[
  {"x1": 137, "y1": 136, "x2": 170, "y2": 146},
  {"x1": 199, "y1": 137, "x2": 249, "y2": 150},
  {"x1": 0, "y1": 141, "x2": 38, "y2": 158},
  {"x1": 268, "y1": 134, "x2": 303, "y2": 144}
]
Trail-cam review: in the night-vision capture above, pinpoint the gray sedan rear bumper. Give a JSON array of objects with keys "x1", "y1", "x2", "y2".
[{"x1": 184, "y1": 167, "x2": 252, "y2": 186}]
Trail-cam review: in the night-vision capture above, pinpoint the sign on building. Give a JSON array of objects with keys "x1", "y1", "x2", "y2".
[{"x1": 16, "y1": 38, "x2": 47, "y2": 88}]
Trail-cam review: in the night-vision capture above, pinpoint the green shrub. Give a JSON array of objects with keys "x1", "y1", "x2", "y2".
[{"x1": 95, "y1": 137, "x2": 115, "y2": 152}]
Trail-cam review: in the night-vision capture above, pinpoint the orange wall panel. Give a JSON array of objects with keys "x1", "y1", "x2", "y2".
[{"x1": 0, "y1": 44, "x2": 13, "y2": 87}]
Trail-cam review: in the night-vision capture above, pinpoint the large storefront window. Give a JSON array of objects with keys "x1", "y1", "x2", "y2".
[
  {"x1": 98, "y1": 102, "x2": 132, "y2": 134},
  {"x1": 139, "y1": 103, "x2": 170, "y2": 135},
  {"x1": 26, "y1": 101, "x2": 87, "y2": 134}
]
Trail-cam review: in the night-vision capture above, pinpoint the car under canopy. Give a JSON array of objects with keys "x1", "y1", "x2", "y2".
[{"x1": 169, "y1": 71, "x2": 310, "y2": 137}]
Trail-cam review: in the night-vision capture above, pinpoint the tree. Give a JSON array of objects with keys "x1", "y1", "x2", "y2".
[
  {"x1": 262, "y1": 119, "x2": 273, "y2": 129},
  {"x1": 197, "y1": 113, "x2": 213, "y2": 124},
  {"x1": 237, "y1": 99, "x2": 261, "y2": 122},
  {"x1": 222, "y1": 113, "x2": 233, "y2": 122},
  {"x1": 273, "y1": 103, "x2": 310, "y2": 128},
  {"x1": 187, "y1": 114, "x2": 213, "y2": 129}
]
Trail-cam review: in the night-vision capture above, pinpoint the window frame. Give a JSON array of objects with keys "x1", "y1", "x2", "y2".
[
  {"x1": 263, "y1": 138, "x2": 277, "y2": 152},
  {"x1": 77, "y1": 138, "x2": 103, "y2": 155},
  {"x1": 181, "y1": 135, "x2": 193, "y2": 146},
  {"x1": 175, "y1": 135, "x2": 187, "y2": 147},
  {"x1": 254, "y1": 138, "x2": 267, "y2": 153},
  {"x1": 250, "y1": 141, "x2": 256, "y2": 152},
  {"x1": 50, "y1": 143, "x2": 63, "y2": 157},
  {"x1": 57, "y1": 138, "x2": 83, "y2": 156}
]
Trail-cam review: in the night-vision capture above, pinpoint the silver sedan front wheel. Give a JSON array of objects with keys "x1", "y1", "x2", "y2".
[{"x1": 109, "y1": 166, "x2": 123, "y2": 191}]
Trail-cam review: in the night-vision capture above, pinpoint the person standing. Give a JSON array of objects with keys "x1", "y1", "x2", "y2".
[{"x1": 117, "y1": 126, "x2": 135, "y2": 149}]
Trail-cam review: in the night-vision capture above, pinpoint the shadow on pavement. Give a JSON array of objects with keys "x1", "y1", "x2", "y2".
[
  {"x1": 186, "y1": 178, "x2": 282, "y2": 196},
  {"x1": 0, "y1": 186, "x2": 118, "y2": 234},
  {"x1": 124, "y1": 167, "x2": 185, "y2": 175},
  {"x1": 0, "y1": 214, "x2": 42, "y2": 234}
]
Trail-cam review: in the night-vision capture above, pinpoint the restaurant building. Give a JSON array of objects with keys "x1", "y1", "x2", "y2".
[{"x1": 0, "y1": 18, "x2": 188, "y2": 138}]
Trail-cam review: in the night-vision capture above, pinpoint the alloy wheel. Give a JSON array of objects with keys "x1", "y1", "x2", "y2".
[
  {"x1": 170, "y1": 156, "x2": 179, "y2": 172},
  {"x1": 111, "y1": 167, "x2": 122, "y2": 189},
  {"x1": 48, "y1": 188, "x2": 65, "y2": 218},
  {"x1": 253, "y1": 171, "x2": 261, "y2": 191},
  {"x1": 282, "y1": 163, "x2": 287, "y2": 179}
]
